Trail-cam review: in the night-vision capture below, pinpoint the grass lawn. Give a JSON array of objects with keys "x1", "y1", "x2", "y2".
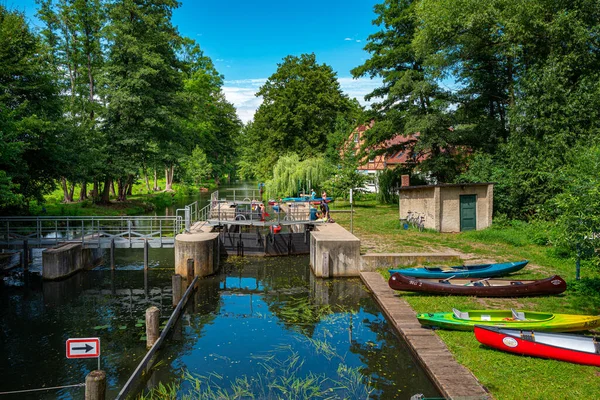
[
  {"x1": 27, "y1": 179, "x2": 209, "y2": 216},
  {"x1": 331, "y1": 199, "x2": 600, "y2": 400}
]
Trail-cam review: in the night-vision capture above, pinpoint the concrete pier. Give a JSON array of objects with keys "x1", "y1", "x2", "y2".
[
  {"x1": 174, "y1": 228, "x2": 220, "y2": 279},
  {"x1": 42, "y1": 243, "x2": 103, "y2": 280},
  {"x1": 309, "y1": 223, "x2": 361, "y2": 277}
]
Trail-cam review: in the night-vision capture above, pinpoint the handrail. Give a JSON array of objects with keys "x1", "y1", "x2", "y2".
[{"x1": 115, "y1": 275, "x2": 199, "y2": 400}]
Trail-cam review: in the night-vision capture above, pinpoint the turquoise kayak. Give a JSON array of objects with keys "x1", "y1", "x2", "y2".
[{"x1": 388, "y1": 260, "x2": 528, "y2": 279}]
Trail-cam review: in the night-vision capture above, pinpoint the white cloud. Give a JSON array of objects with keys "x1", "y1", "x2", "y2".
[
  {"x1": 215, "y1": 58, "x2": 224, "y2": 62},
  {"x1": 222, "y1": 77, "x2": 382, "y2": 124},
  {"x1": 344, "y1": 37, "x2": 352, "y2": 41},
  {"x1": 356, "y1": 39, "x2": 362, "y2": 43}
]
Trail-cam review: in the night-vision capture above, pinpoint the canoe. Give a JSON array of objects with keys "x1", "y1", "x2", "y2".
[
  {"x1": 388, "y1": 260, "x2": 528, "y2": 279},
  {"x1": 474, "y1": 325, "x2": 600, "y2": 366},
  {"x1": 281, "y1": 196, "x2": 333, "y2": 203},
  {"x1": 417, "y1": 309, "x2": 600, "y2": 332},
  {"x1": 388, "y1": 274, "x2": 567, "y2": 297}
]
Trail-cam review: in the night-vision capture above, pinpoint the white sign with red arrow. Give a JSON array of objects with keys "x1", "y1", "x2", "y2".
[{"x1": 66, "y1": 337, "x2": 100, "y2": 359}]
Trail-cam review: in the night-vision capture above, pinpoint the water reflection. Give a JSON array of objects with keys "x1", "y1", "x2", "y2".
[
  {"x1": 1, "y1": 251, "x2": 440, "y2": 399},
  {"x1": 144, "y1": 256, "x2": 440, "y2": 399},
  {"x1": 0, "y1": 257, "x2": 174, "y2": 399}
]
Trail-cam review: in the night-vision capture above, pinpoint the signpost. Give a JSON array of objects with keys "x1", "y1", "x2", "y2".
[
  {"x1": 67, "y1": 337, "x2": 101, "y2": 369},
  {"x1": 350, "y1": 189, "x2": 353, "y2": 234}
]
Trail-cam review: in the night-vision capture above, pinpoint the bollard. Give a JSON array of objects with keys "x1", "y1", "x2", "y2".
[
  {"x1": 172, "y1": 274, "x2": 182, "y2": 307},
  {"x1": 110, "y1": 238, "x2": 115, "y2": 270},
  {"x1": 22, "y1": 239, "x2": 29, "y2": 271},
  {"x1": 186, "y1": 258, "x2": 194, "y2": 284},
  {"x1": 145, "y1": 306, "x2": 160, "y2": 348},
  {"x1": 85, "y1": 370, "x2": 106, "y2": 400},
  {"x1": 143, "y1": 239, "x2": 149, "y2": 270}
]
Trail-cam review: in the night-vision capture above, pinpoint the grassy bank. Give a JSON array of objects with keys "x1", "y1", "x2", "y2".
[
  {"x1": 28, "y1": 179, "x2": 215, "y2": 216},
  {"x1": 330, "y1": 200, "x2": 600, "y2": 400}
]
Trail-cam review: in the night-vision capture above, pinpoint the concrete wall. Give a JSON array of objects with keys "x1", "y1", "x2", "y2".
[
  {"x1": 174, "y1": 232, "x2": 221, "y2": 282},
  {"x1": 398, "y1": 187, "x2": 437, "y2": 230},
  {"x1": 360, "y1": 252, "x2": 462, "y2": 271},
  {"x1": 42, "y1": 244, "x2": 104, "y2": 280},
  {"x1": 439, "y1": 185, "x2": 493, "y2": 232},
  {"x1": 399, "y1": 184, "x2": 493, "y2": 232},
  {"x1": 309, "y1": 223, "x2": 361, "y2": 277}
]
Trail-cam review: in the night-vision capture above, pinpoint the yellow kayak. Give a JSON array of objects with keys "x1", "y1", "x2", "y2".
[{"x1": 417, "y1": 309, "x2": 600, "y2": 332}]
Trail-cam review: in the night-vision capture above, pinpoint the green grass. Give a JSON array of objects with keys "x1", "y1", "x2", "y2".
[
  {"x1": 331, "y1": 199, "x2": 600, "y2": 400},
  {"x1": 28, "y1": 178, "x2": 211, "y2": 216}
]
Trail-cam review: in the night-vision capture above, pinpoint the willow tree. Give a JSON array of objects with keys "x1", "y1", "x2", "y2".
[{"x1": 266, "y1": 154, "x2": 331, "y2": 199}]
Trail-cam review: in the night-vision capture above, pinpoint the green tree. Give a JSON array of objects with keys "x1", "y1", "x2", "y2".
[
  {"x1": 352, "y1": 0, "x2": 461, "y2": 183},
  {"x1": 37, "y1": 0, "x2": 106, "y2": 202},
  {"x1": 183, "y1": 146, "x2": 212, "y2": 187},
  {"x1": 0, "y1": 6, "x2": 61, "y2": 211},
  {"x1": 552, "y1": 144, "x2": 600, "y2": 258},
  {"x1": 103, "y1": 0, "x2": 183, "y2": 201},
  {"x1": 250, "y1": 53, "x2": 353, "y2": 178}
]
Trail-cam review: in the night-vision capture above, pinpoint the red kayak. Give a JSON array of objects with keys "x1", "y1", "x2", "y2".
[{"x1": 474, "y1": 325, "x2": 600, "y2": 366}]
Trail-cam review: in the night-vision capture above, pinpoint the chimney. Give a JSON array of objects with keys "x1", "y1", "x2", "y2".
[{"x1": 401, "y1": 175, "x2": 410, "y2": 187}]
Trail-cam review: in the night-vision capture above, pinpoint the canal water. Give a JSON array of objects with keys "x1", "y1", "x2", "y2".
[
  {"x1": 0, "y1": 252, "x2": 440, "y2": 399},
  {"x1": 0, "y1": 183, "x2": 441, "y2": 399}
]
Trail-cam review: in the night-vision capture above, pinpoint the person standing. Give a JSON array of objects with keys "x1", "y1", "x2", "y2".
[{"x1": 320, "y1": 191, "x2": 330, "y2": 221}]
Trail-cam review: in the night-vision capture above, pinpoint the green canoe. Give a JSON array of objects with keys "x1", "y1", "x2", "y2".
[{"x1": 417, "y1": 308, "x2": 600, "y2": 332}]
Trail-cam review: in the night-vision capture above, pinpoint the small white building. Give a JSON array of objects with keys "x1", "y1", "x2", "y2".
[{"x1": 399, "y1": 178, "x2": 494, "y2": 232}]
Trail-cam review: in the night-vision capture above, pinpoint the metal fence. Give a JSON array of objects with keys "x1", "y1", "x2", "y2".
[{"x1": 0, "y1": 215, "x2": 183, "y2": 248}]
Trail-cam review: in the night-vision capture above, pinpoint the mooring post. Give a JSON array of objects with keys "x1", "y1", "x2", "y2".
[
  {"x1": 172, "y1": 274, "x2": 182, "y2": 307},
  {"x1": 143, "y1": 239, "x2": 149, "y2": 270},
  {"x1": 85, "y1": 370, "x2": 106, "y2": 400},
  {"x1": 186, "y1": 258, "x2": 194, "y2": 284},
  {"x1": 22, "y1": 239, "x2": 29, "y2": 271},
  {"x1": 145, "y1": 306, "x2": 160, "y2": 348},
  {"x1": 110, "y1": 238, "x2": 115, "y2": 270}
]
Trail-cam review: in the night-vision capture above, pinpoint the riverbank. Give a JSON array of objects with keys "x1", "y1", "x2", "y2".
[
  {"x1": 331, "y1": 200, "x2": 600, "y2": 400},
  {"x1": 27, "y1": 179, "x2": 216, "y2": 216}
]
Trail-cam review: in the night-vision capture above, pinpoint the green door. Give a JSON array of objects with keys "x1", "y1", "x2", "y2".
[{"x1": 460, "y1": 195, "x2": 477, "y2": 231}]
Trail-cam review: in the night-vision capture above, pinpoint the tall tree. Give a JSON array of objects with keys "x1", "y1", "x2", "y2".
[
  {"x1": 352, "y1": 0, "x2": 461, "y2": 183},
  {"x1": 250, "y1": 53, "x2": 353, "y2": 178},
  {"x1": 103, "y1": 0, "x2": 183, "y2": 201},
  {"x1": 0, "y1": 6, "x2": 61, "y2": 210},
  {"x1": 37, "y1": 0, "x2": 106, "y2": 202}
]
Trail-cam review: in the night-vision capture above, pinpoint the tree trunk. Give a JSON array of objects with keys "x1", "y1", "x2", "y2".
[
  {"x1": 79, "y1": 181, "x2": 87, "y2": 201},
  {"x1": 126, "y1": 174, "x2": 134, "y2": 196},
  {"x1": 143, "y1": 163, "x2": 151, "y2": 192},
  {"x1": 61, "y1": 177, "x2": 71, "y2": 203},
  {"x1": 153, "y1": 168, "x2": 159, "y2": 191},
  {"x1": 165, "y1": 165, "x2": 174, "y2": 191},
  {"x1": 68, "y1": 181, "x2": 76, "y2": 202},
  {"x1": 110, "y1": 180, "x2": 116, "y2": 196},
  {"x1": 92, "y1": 180, "x2": 99, "y2": 200},
  {"x1": 117, "y1": 177, "x2": 126, "y2": 202},
  {"x1": 101, "y1": 177, "x2": 111, "y2": 204}
]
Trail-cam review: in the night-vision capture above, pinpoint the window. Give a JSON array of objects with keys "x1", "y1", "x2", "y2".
[{"x1": 354, "y1": 133, "x2": 359, "y2": 143}]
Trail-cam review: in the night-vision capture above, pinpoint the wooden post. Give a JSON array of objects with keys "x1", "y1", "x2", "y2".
[
  {"x1": 172, "y1": 274, "x2": 182, "y2": 307},
  {"x1": 110, "y1": 238, "x2": 115, "y2": 270},
  {"x1": 143, "y1": 239, "x2": 149, "y2": 270},
  {"x1": 322, "y1": 251, "x2": 330, "y2": 278},
  {"x1": 85, "y1": 370, "x2": 106, "y2": 400},
  {"x1": 186, "y1": 258, "x2": 194, "y2": 284},
  {"x1": 145, "y1": 306, "x2": 160, "y2": 348},
  {"x1": 22, "y1": 239, "x2": 29, "y2": 271}
]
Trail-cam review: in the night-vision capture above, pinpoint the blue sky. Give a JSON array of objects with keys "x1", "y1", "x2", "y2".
[{"x1": 13, "y1": 0, "x2": 383, "y2": 122}]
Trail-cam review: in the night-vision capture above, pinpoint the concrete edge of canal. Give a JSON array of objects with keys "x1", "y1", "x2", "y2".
[{"x1": 360, "y1": 272, "x2": 491, "y2": 400}]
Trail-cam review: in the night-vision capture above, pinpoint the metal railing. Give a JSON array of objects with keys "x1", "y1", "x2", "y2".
[{"x1": 0, "y1": 215, "x2": 183, "y2": 248}]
